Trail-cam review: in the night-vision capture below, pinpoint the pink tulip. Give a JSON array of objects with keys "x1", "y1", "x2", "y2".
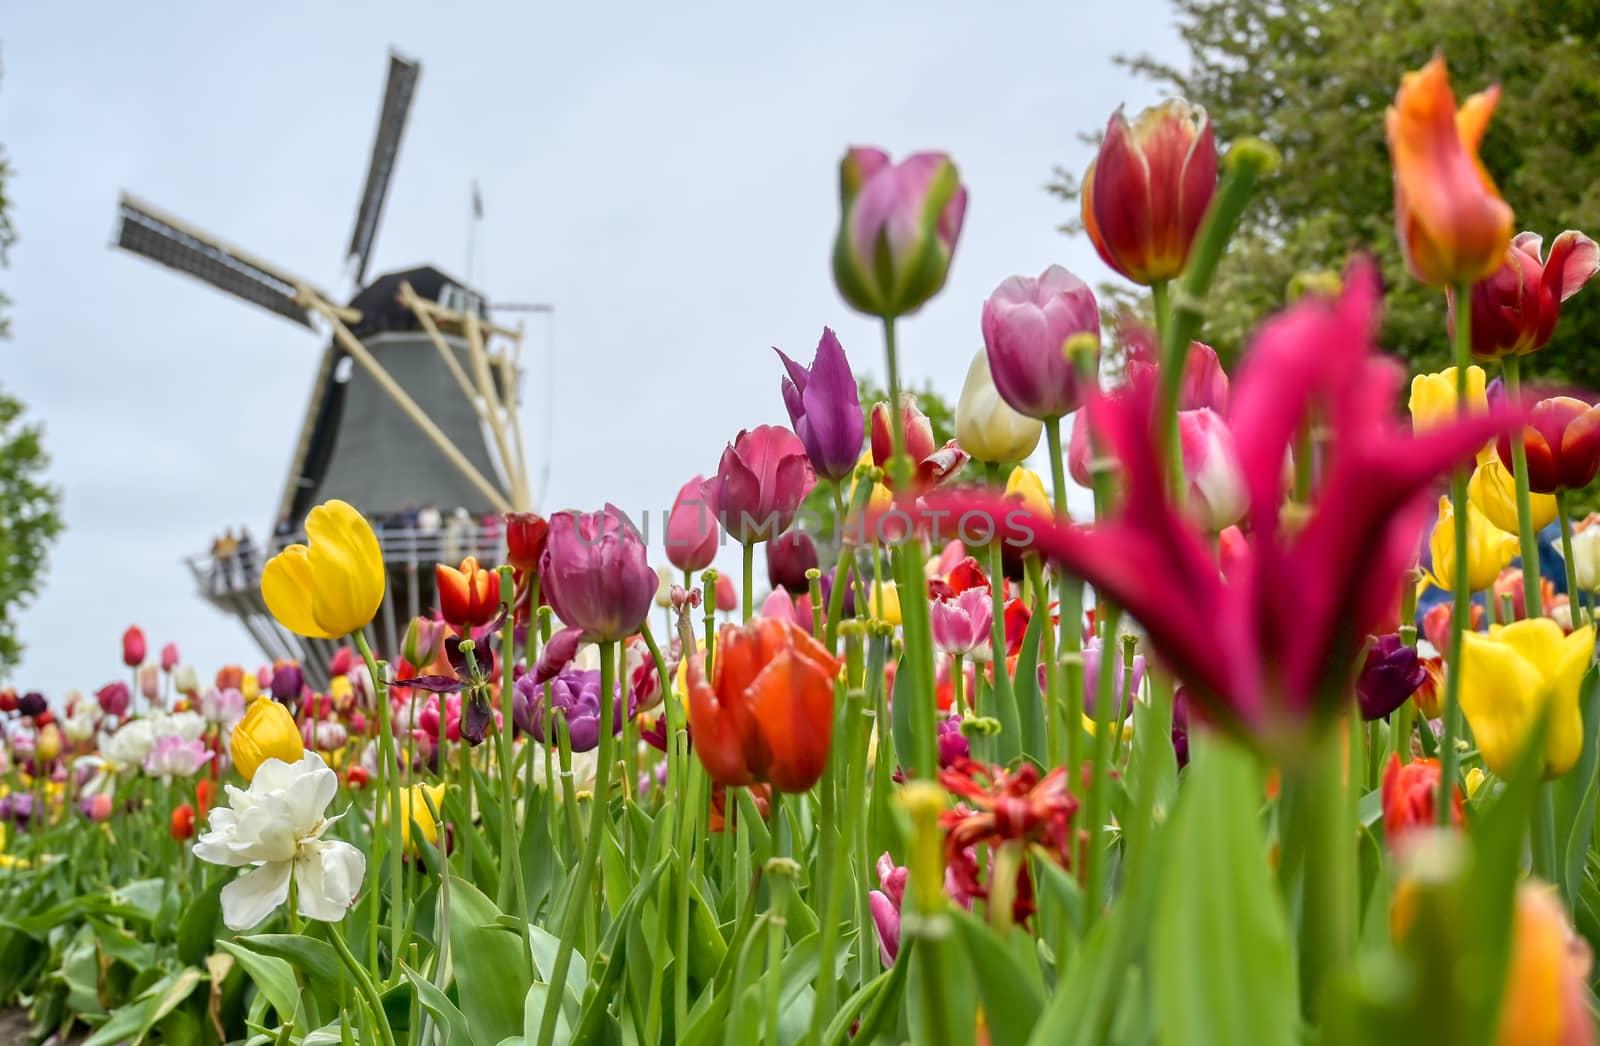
[
  {"x1": 534, "y1": 505, "x2": 658, "y2": 682},
  {"x1": 666, "y1": 476, "x2": 720, "y2": 573},
  {"x1": 711, "y1": 426, "x2": 816, "y2": 545},
  {"x1": 137, "y1": 664, "x2": 161, "y2": 704},
  {"x1": 929, "y1": 589, "x2": 994, "y2": 661},
  {"x1": 143, "y1": 735, "x2": 213, "y2": 779},
  {"x1": 160, "y1": 643, "x2": 180, "y2": 673},
  {"x1": 715, "y1": 574, "x2": 738, "y2": 614},
  {"x1": 122, "y1": 626, "x2": 147, "y2": 668},
  {"x1": 1177, "y1": 408, "x2": 1247, "y2": 531},
  {"x1": 981, "y1": 265, "x2": 1101, "y2": 420},
  {"x1": 833, "y1": 148, "x2": 967, "y2": 319}
]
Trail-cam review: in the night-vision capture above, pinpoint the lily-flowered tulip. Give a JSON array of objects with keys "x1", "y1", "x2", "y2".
[
  {"x1": 122, "y1": 626, "x2": 146, "y2": 668},
  {"x1": 1425, "y1": 495, "x2": 1517, "y2": 594},
  {"x1": 869, "y1": 396, "x2": 969, "y2": 493},
  {"x1": 1451, "y1": 231, "x2": 1599, "y2": 357},
  {"x1": 503, "y1": 511, "x2": 549, "y2": 574},
  {"x1": 512, "y1": 666, "x2": 629, "y2": 752},
  {"x1": 1081, "y1": 99, "x2": 1217, "y2": 285},
  {"x1": 193, "y1": 752, "x2": 365, "y2": 930},
  {"x1": 666, "y1": 476, "x2": 720, "y2": 573},
  {"x1": 1497, "y1": 882, "x2": 1596, "y2": 1046},
  {"x1": 1469, "y1": 458, "x2": 1556, "y2": 534},
  {"x1": 540, "y1": 504, "x2": 656, "y2": 646},
  {"x1": 923, "y1": 264, "x2": 1517, "y2": 749},
  {"x1": 1459, "y1": 619, "x2": 1594, "y2": 779},
  {"x1": 1357, "y1": 633, "x2": 1428, "y2": 721},
  {"x1": 776, "y1": 328, "x2": 865, "y2": 482},
  {"x1": 980, "y1": 266, "x2": 1100, "y2": 421},
  {"x1": 1495, "y1": 396, "x2": 1600, "y2": 494},
  {"x1": 766, "y1": 530, "x2": 818, "y2": 595},
  {"x1": 1408, "y1": 365, "x2": 1488, "y2": 432},
  {"x1": 1177, "y1": 408, "x2": 1247, "y2": 531},
  {"x1": 160, "y1": 642, "x2": 179, "y2": 673},
  {"x1": 261, "y1": 500, "x2": 385, "y2": 639},
  {"x1": 833, "y1": 147, "x2": 967, "y2": 319},
  {"x1": 930, "y1": 589, "x2": 994, "y2": 661},
  {"x1": 144, "y1": 735, "x2": 213, "y2": 779},
  {"x1": 230, "y1": 698, "x2": 305, "y2": 782},
  {"x1": 436, "y1": 556, "x2": 501, "y2": 628},
  {"x1": 1381, "y1": 755, "x2": 1462, "y2": 851},
  {"x1": 954, "y1": 350, "x2": 1043, "y2": 464},
  {"x1": 687, "y1": 617, "x2": 840, "y2": 792},
  {"x1": 1386, "y1": 55, "x2": 1514, "y2": 288},
  {"x1": 713, "y1": 426, "x2": 816, "y2": 544},
  {"x1": 1562, "y1": 514, "x2": 1600, "y2": 592}
]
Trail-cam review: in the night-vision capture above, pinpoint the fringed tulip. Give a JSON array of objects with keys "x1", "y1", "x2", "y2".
[
  {"x1": 1081, "y1": 99, "x2": 1217, "y2": 285},
  {"x1": 1357, "y1": 634, "x2": 1428, "y2": 721},
  {"x1": 436, "y1": 556, "x2": 501, "y2": 628},
  {"x1": 1386, "y1": 56, "x2": 1514, "y2": 288},
  {"x1": 766, "y1": 530, "x2": 818, "y2": 595},
  {"x1": 261, "y1": 500, "x2": 385, "y2": 639},
  {"x1": 687, "y1": 617, "x2": 840, "y2": 792},
  {"x1": 833, "y1": 148, "x2": 967, "y2": 319},
  {"x1": 1381, "y1": 755, "x2": 1462, "y2": 851},
  {"x1": 1451, "y1": 230, "x2": 1599, "y2": 357},
  {"x1": 980, "y1": 265, "x2": 1100, "y2": 420},
  {"x1": 954, "y1": 350, "x2": 1043, "y2": 463},
  {"x1": 230, "y1": 698, "x2": 305, "y2": 782},
  {"x1": 713, "y1": 426, "x2": 816, "y2": 544},
  {"x1": 1425, "y1": 495, "x2": 1517, "y2": 593},
  {"x1": 1469, "y1": 458, "x2": 1556, "y2": 533},
  {"x1": 1409, "y1": 365, "x2": 1488, "y2": 432},
  {"x1": 776, "y1": 328, "x2": 865, "y2": 481},
  {"x1": 930, "y1": 589, "x2": 993, "y2": 661},
  {"x1": 122, "y1": 626, "x2": 146, "y2": 668},
  {"x1": 1495, "y1": 396, "x2": 1600, "y2": 494},
  {"x1": 1459, "y1": 619, "x2": 1594, "y2": 779}
]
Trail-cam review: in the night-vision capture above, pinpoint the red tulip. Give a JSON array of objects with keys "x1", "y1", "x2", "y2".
[
  {"x1": 504, "y1": 512, "x2": 550, "y2": 574},
  {"x1": 687, "y1": 617, "x2": 839, "y2": 792},
  {"x1": 122, "y1": 626, "x2": 147, "y2": 668},
  {"x1": 870, "y1": 396, "x2": 970, "y2": 494},
  {"x1": 436, "y1": 556, "x2": 501, "y2": 628},
  {"x1": 1494, "y1": 396, "x2": 1600, "y2": 494},
  {"x1": 1381, "y1": 754, "x2": 1462, "y2": 851},
  {"x1": 1450, "y1": 231, "x2": 1598, "y2": 358},
  {"x1": 170, "y1": 803, "x2": 196, "y2": 841}
]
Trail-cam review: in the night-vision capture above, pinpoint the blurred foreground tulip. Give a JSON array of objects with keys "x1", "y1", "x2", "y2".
[
  {"x1": 833, "y1": 147, "x2": 966, "y2": 319},
  {"x1": 261, "y1": 500, "x2": 385, "y2": 639},
  {"x1": 955, "y1": 349, "x2": 1043, "y2": 463},
  {"x1": 980, "y1": 265, "x2": 1100, "y2": 420},
  {"x1": 1497, "y1": 882, "x2": 1595, "y2": 1046},
  {"x1": 1386, "y1": 55, "x2": 1514, "y2": 288},
  {"x1": 1452, "y1": 231, "x2": 1599, "y2": 357},
  {"x1": 1495, "y1": 396, "x2": 1600, "y2": 495},
  {"x1": 1459, "y1": 619, "x2": 1594, "y2": 778},
  {"x1": 230, "y1": 698, "x2": 305, "y2": 782},
  {"x1": 1081, "y1": 99, "x2": 1217, "y2": 285},
  {"x1": 776, "y1": 328, "x2": 865, "y2": 481}
]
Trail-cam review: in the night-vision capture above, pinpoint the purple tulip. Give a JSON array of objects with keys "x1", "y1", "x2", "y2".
[
  {"x1": 712, "y1": 426, "x2": 816, "y2": 545},
  {"x1": 834, "y1": 148, "x2": 967, "y2": 319},
  {"x1": 513, "y1": 667, "x2": 631, "y2": 753},
  {"x1": 96, "y1": 681, "x2": 130, "y2": 719},
  {"x1": 929, "y1": 590, "x2": 993, "y2": 661},
  {"x1": 981, "y1": 265, "x2": 1101, "y2": 420},
  {"x1": 868, "y1": 852, "x2": 909, "y2": 966},
  {"x1": 1082, "y1": 636, "x2": 1146, "y2": 722},
  {"x1": 540, "y1": 505, "x2": 656, "y2": 643},
  {"x1": 665, "y1": 476, "x2": 720, "y2": 574},
  {"x1": 775, "y1": 328, "x2": 864, "y2": 482},
  {"x1": 1356, "y1": 633, "x2": 1428, "y2": 721},
  {"x1": 766, "y1": 530, "x2": 819, "y2": 595},
  {"x1": 270, "y1": 663, "x2": 304, "y2": 706}
]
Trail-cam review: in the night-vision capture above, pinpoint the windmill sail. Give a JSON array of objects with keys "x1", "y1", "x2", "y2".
[
  {"x1": 346, "y1": 51, "x2": 421, "y2": 287},
  {"x1": 114, "y1": 193, "x2": 317, "y2": 328}
]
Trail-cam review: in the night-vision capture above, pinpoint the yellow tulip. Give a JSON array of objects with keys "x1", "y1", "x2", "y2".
[
  {"x1": 1464, "y1": 767, "x2": 1487, "y2": 799},
  {"x1": 1459, "y1": 619, "x2": 1594, "y2": 779},
  {"x1": 846, "y1": 450, "x2": 892, "y2": 518},
  {"x1": 1426, "y1": 496, "x2": 1516, "y2": 593},
  {"x1": 394, "y1": 782, "x2": 448, "y2": 854},
  {"x1": 869, "y1": 580, "x2": 902, "y2": 626},
  {"x1": 1468, "y1": 459, "x2": 1556, "y2": 535},
  {"x1": 230, "y1": 698, "x2": 305, "y2": 781},
  {"x1": 1408, "y1": 366, "x2": 1486, "y2": 433},
  {"x1": 261, "y1": 500, "x2": 385, "y2": 639},
  {"x1": 239, "y1": 673, "x2": 260, "y2": 702},
  {"x1": 1005, "y1": 466, "x2": 1054, "y2": 520}
]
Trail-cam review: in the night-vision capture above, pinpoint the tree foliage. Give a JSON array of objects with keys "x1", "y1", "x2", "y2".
[{"x1": 1053, "y1": 0, "x2": 1600, "y2": 383}]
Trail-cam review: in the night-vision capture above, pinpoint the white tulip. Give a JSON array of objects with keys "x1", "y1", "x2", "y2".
[
  {"x1": 101, "y1": 719, "x2": 156, "y2": 772},
  {"x1": 1561, "y1": 520, "x2": 1600, "y2": 593},
  {"x1": 955, "y1": 350, "x2": 1044, "y2": 464},
  {"x1": 193, "y1": 752, "x2": 365, "y2": 930}
]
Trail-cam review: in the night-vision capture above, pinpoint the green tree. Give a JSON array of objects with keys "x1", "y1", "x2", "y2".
[
  {"x1": 1052, "y1": 0, "x2": 1600, "y2": 383},
  {"x1": 0, "y1": 130, "x2": 65, "y2": 676}
]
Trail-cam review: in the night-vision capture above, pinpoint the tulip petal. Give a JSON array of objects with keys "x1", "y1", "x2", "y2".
[
  {"x1": 220, "y1": 860, "x2": 293, "y2": 931},
  {"x1": 1545, "y1": 230, "x2": 1600, "y2": 302},
  {"x1": 262, "y1": 547, "x2": 338, "y2": 640},
  {"x1": 1459, "y1": 627, "x2": 1552, "y2": 777},
  {"x1": 294, "y1": 839, "x2": 366, "y2": 921},
  {"x1": 303, "y1": 500, "x2": 385, "y2": 637}
]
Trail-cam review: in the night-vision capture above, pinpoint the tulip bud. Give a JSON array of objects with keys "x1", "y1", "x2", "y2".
[
  {"x1": 1177, "y1": 408, "x2": 1247, "y2": 531},
  {"x1": 714, "y1": 573, "x2": 738, "y2": 614},
  {"x1": 1450, "y1": 231, "x2": 1599, "y2": 358},
  {"x1": 1408, "y1": 366, "x2": 1488, "y2": 433},
  {"x1": 654, "y1": 565, "x2": 676, "y2": 608},
  {"x1": 167, "y1": 665, "x2": 196, "y2": 698},
  {"x1": 1563, "y1": 514, "x2": 1600, "y2": 593},
  {"x1": 766, "y1": 530, "x2": 819, "y2": 596},
  {"x1": 230, "y1": 698, "x2": 305, "y2": 781},
  {"x1": 980, "y1": 266, "x2": 1100, "y2": 421},
  {"x1": 1495, "y1": 396, "x2": 1600, "y2": 494},
  {"x1": 270, "y1": 661, "x2": 304, "y2": 705},
  {"x1": 504, "y1": 512, "x2": 550, "y2": 574},
  {"x1": 1356, "y1": 634, "x2": 1427, "y2": 721},
  {"x1": 160, "y1": 643, "x2": 180, "y2": 673},
  {"x1": 869, "y1": 581, "x2": 902, "y2": 626},
  {"x1": 35, "y1": 723, "x2": 61, "y2": 764},
  {"x1": 955, "y1": 350, "x2": 1044, "y2": 464},
  {"x1": 666, "y1": 476, "x2": 720, "y2": 573},
  {"x1": 403, "y1": 617, "x2": 447, "y2": 670},
  {"x1": 1082, "y1": 99, "x2": 1217, "y2": 285},
  {"x1": 437, "y1": 556, "x2": 501, "y2": 628},
  {"x1": 137, "y1": 664, "x2": 161, "y2": 704},
  {"x1": 96, "y1": 681, "x2": 130, "y2": 719},
  {"x1": 122, "y1": 626, "x2": 147, "y2": 668},
  {"x1": 170, "y1": 803, "x2": 196, "y2": 841},
  {"x1": 833, "y1": 147, "x2": 967, "y2": 319},
  {"x1": 215, "y1": 665, "x2": 244, "y2": 691},
  {"x1": 82, "y1": 793, "x2": 113, "y2": 822}
]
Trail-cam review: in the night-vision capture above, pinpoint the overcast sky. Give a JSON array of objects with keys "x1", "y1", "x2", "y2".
[{"x1": 1, "y1": 1, "x2": 1183, "y2": 696}]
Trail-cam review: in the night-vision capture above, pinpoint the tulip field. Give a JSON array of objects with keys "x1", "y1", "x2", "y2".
[{"x1": 9, "y1": 51, "x2": 1600, "y2": 1046}]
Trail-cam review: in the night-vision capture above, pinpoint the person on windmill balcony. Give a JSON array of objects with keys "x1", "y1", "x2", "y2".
[
  {"x1": 444, "y1": 507, "x2": 472, "y2": 565},
  {"x1": 237, "y1": 527, "x2": 258, "y2": 583},
  {"x1": 213, "y1": 529, "x2": 240, "y2": 593}
]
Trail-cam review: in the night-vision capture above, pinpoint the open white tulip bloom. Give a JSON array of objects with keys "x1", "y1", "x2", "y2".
[{"x1": 193, "y1": 752, "x2": 365, "y2": 931}]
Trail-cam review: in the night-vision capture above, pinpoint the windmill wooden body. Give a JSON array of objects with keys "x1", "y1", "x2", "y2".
[{"x1": 112, "y1": 51, "x2": 534, "y2": 685}]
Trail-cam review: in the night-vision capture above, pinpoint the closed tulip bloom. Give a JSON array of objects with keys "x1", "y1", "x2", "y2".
[
  {"x1": 666, "y1": 476, "x2": 720, "y2": 572},
  {"x1": 393, "y1": 782, "x2": 449, "y2": 856},
  {"x1": 137, "y1": 664, "x2": 160, "y2": 704},
  {"x1": 1426, "y1": 495, "x2": 1516, "y2": 593},
  {"x1": 653, "y1": 565, "x2": 675, "y2": 608},
  {"x1": 1495, "y1": 396, "x2": 1600, "y2": 494},
  {"x1": 1497, "y1": 883, "x2": 1596, "y2": 1046},
  {"x1": 981, "y1": 266, "x2": 1101, "y2": 420},
  {"x1": 1450, "y1": 231, "x2": 1599, "y2": 358},
  {"x1": 833, "y1": 147, "x2": 967, "y2": 319},
  {"x1": 170, "y1": 803, "x2": 196, "y2": 841},
  {"x1": 503, "y1": 512, "x2": 550, "y2": 574},
  {"x1": 96, "y1": 681, "x2": 130, "y2": 718},
  {"x1": 540, "y1": 504, "x2": 656, "y2": 642},
  {"x1": 35, "y1": 723, "x2": 61, "y2": 764},
  {"x1": 160, "y1": 643, "x2": 180, "y2": 673},
  {"x1": 230, "y1": 698, "x2": 305, "y2": 782},
  {"x1": 436, "y1": 556, "x2": 501, "y2": 628},
  {"x1": 1178, "y1": 408, "x2": 1247, "y2": 531},
  {"x1": 955, "y1": 350, "x2": 1043, "y2": 464},
  {"x1": 1561, "y1": 514, "x2": 1600, "y2": 593},
  {"x1": 1459, "y1": 619, "x2": 1594, "y2": 778},
  {"x1": 1386, "y1": 56, "x2": 1514, "y2": 288},
  {"x1": 261, "y1": 500, "x2": 386, "y2": 639},
  {"x1": 269, "y1": 662, "x2": 304, "y2": 705},
  {"x1": 776, "y1": 328, "x2": 865, "y2": 481},
  {"x1": 1469, "y1": 458, "x2": 1557, "y2": 533},
  {"x1": 1357, "y1": 634, "x2": 1428, "y2": 721},
  {"x1": 715, "y1": 573, "x2": 738, "y2": 614},
  {"x1": 1409, "y1": 365, "x2": 1488, "y2": 432},
  {"x1": 122, "y1": 626, "x2": 147, "y2": 668},
  {"x1": 766, "y1": 530, "x2": 819, "y2": 595},
  {"x1": 869, "y1": 580, "x2": 902, "y2": 626},
  {"x1": 1005, "y1": 466, "x2": 1052, "y2": 521},
  {"x1": 1381, "y1": 755, "x2": 1462, "y2": 851},
  {"x1": 930, "y1": 589, "x2": 994, "y2": 661},
  {"x1": 713, "y1": 426, "x2": 816, "y2": 544},
  {"x1": 402, "y1": 617, "x2": 447, "y2": 670},
  {"x1": 1082, "y1": 99, "x2": 1217, "y2": 285},
  {"x1": 688, "y1": 617, "x2": 840, "y2": 792},
  {"x1": 172, "y1": 664, "x2": 200, "y2": 697}
]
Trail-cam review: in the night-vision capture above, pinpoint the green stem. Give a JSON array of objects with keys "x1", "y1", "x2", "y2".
[
  {"x1": 496, "y1": 569, "x2": 532, "y2": 965},
  {"x1": 1043, "y1": 417, "x2": 1083, "y2": 770},
  {"x1": 1283, "y1": 724, "x2": 1356, "y2": 1022},
  {"x1": 1438, "y1": 288, "x2": 1473, "y2": 824},
  {"x1": 1558, "y1": 491, "x2": 1584, "y2": 627},
  {"x1": 352, "y1": 630, "x2": 404, "y2": 978},
  {"x1": 1533, "y1": 784, "x2": 1558, "y2": 885},
  {"x1": 329, "y1": 917, "x2": 397, "y2": 1046},
  {"x1": 1502, "y1": 354, "x2": 1544, "y2": 620},
  {"x1": 1083, "y1": 605, "x2": 1122, "y2": 925},
  {"x1": 742, "y1": 541, "x2": 754, "y2": 622},
  {"x1": 536, "y1": 639, "x2": 617, "y2": 1046}
]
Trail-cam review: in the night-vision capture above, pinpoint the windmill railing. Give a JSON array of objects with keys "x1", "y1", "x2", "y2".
[{"x1": 180, "y1": 525, "x2": 507, "y2": 689}]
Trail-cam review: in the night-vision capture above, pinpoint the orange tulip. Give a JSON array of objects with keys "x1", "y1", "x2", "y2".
[
  {"x1": 1380, "y1": 755, "x2": 1462, "y2": 851},
  {"x1": 687, "y1": 617, "x2": 839, "y2": 792},
  {"x1": 1386, "y1": 55, "x2": 1513, "y2": 288},
  {"x1": 436, "y1": 556, "x2": 501, "y2": 628},
  {"x1": 170, "y1": 803, "x2": 196, "y2": 841}
]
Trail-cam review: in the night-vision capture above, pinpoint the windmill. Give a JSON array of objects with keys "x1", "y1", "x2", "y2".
[{"x1": 112, "y1": 50, "x2": 538, "y2": 685}]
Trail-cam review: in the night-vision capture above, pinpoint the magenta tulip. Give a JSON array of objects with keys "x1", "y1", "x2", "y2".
[
  {"x1": 981, "y1": 266, "x2": 1101, "y2": 420},
  {"x1": 766, "y1": 530, "x2": 819, "y2": 595},
  {"x1": 665, "y1": 476, "x2": 720, "y2": 573},
  {"x1": 534, "y1": 505, "x2": 657, "y2": 682},
  {"x1": 776, "y1": 328, "x2": 864, "y2": 482},
  {"x1": 833, "y1": 148, "x2": 967, "y2": 319},
  {"x1": 122, "y1": 626, "x2": 146, "y2": 668},
  {"x1": 711, "y1": 426, "x2": 816, "y2": 545}
]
